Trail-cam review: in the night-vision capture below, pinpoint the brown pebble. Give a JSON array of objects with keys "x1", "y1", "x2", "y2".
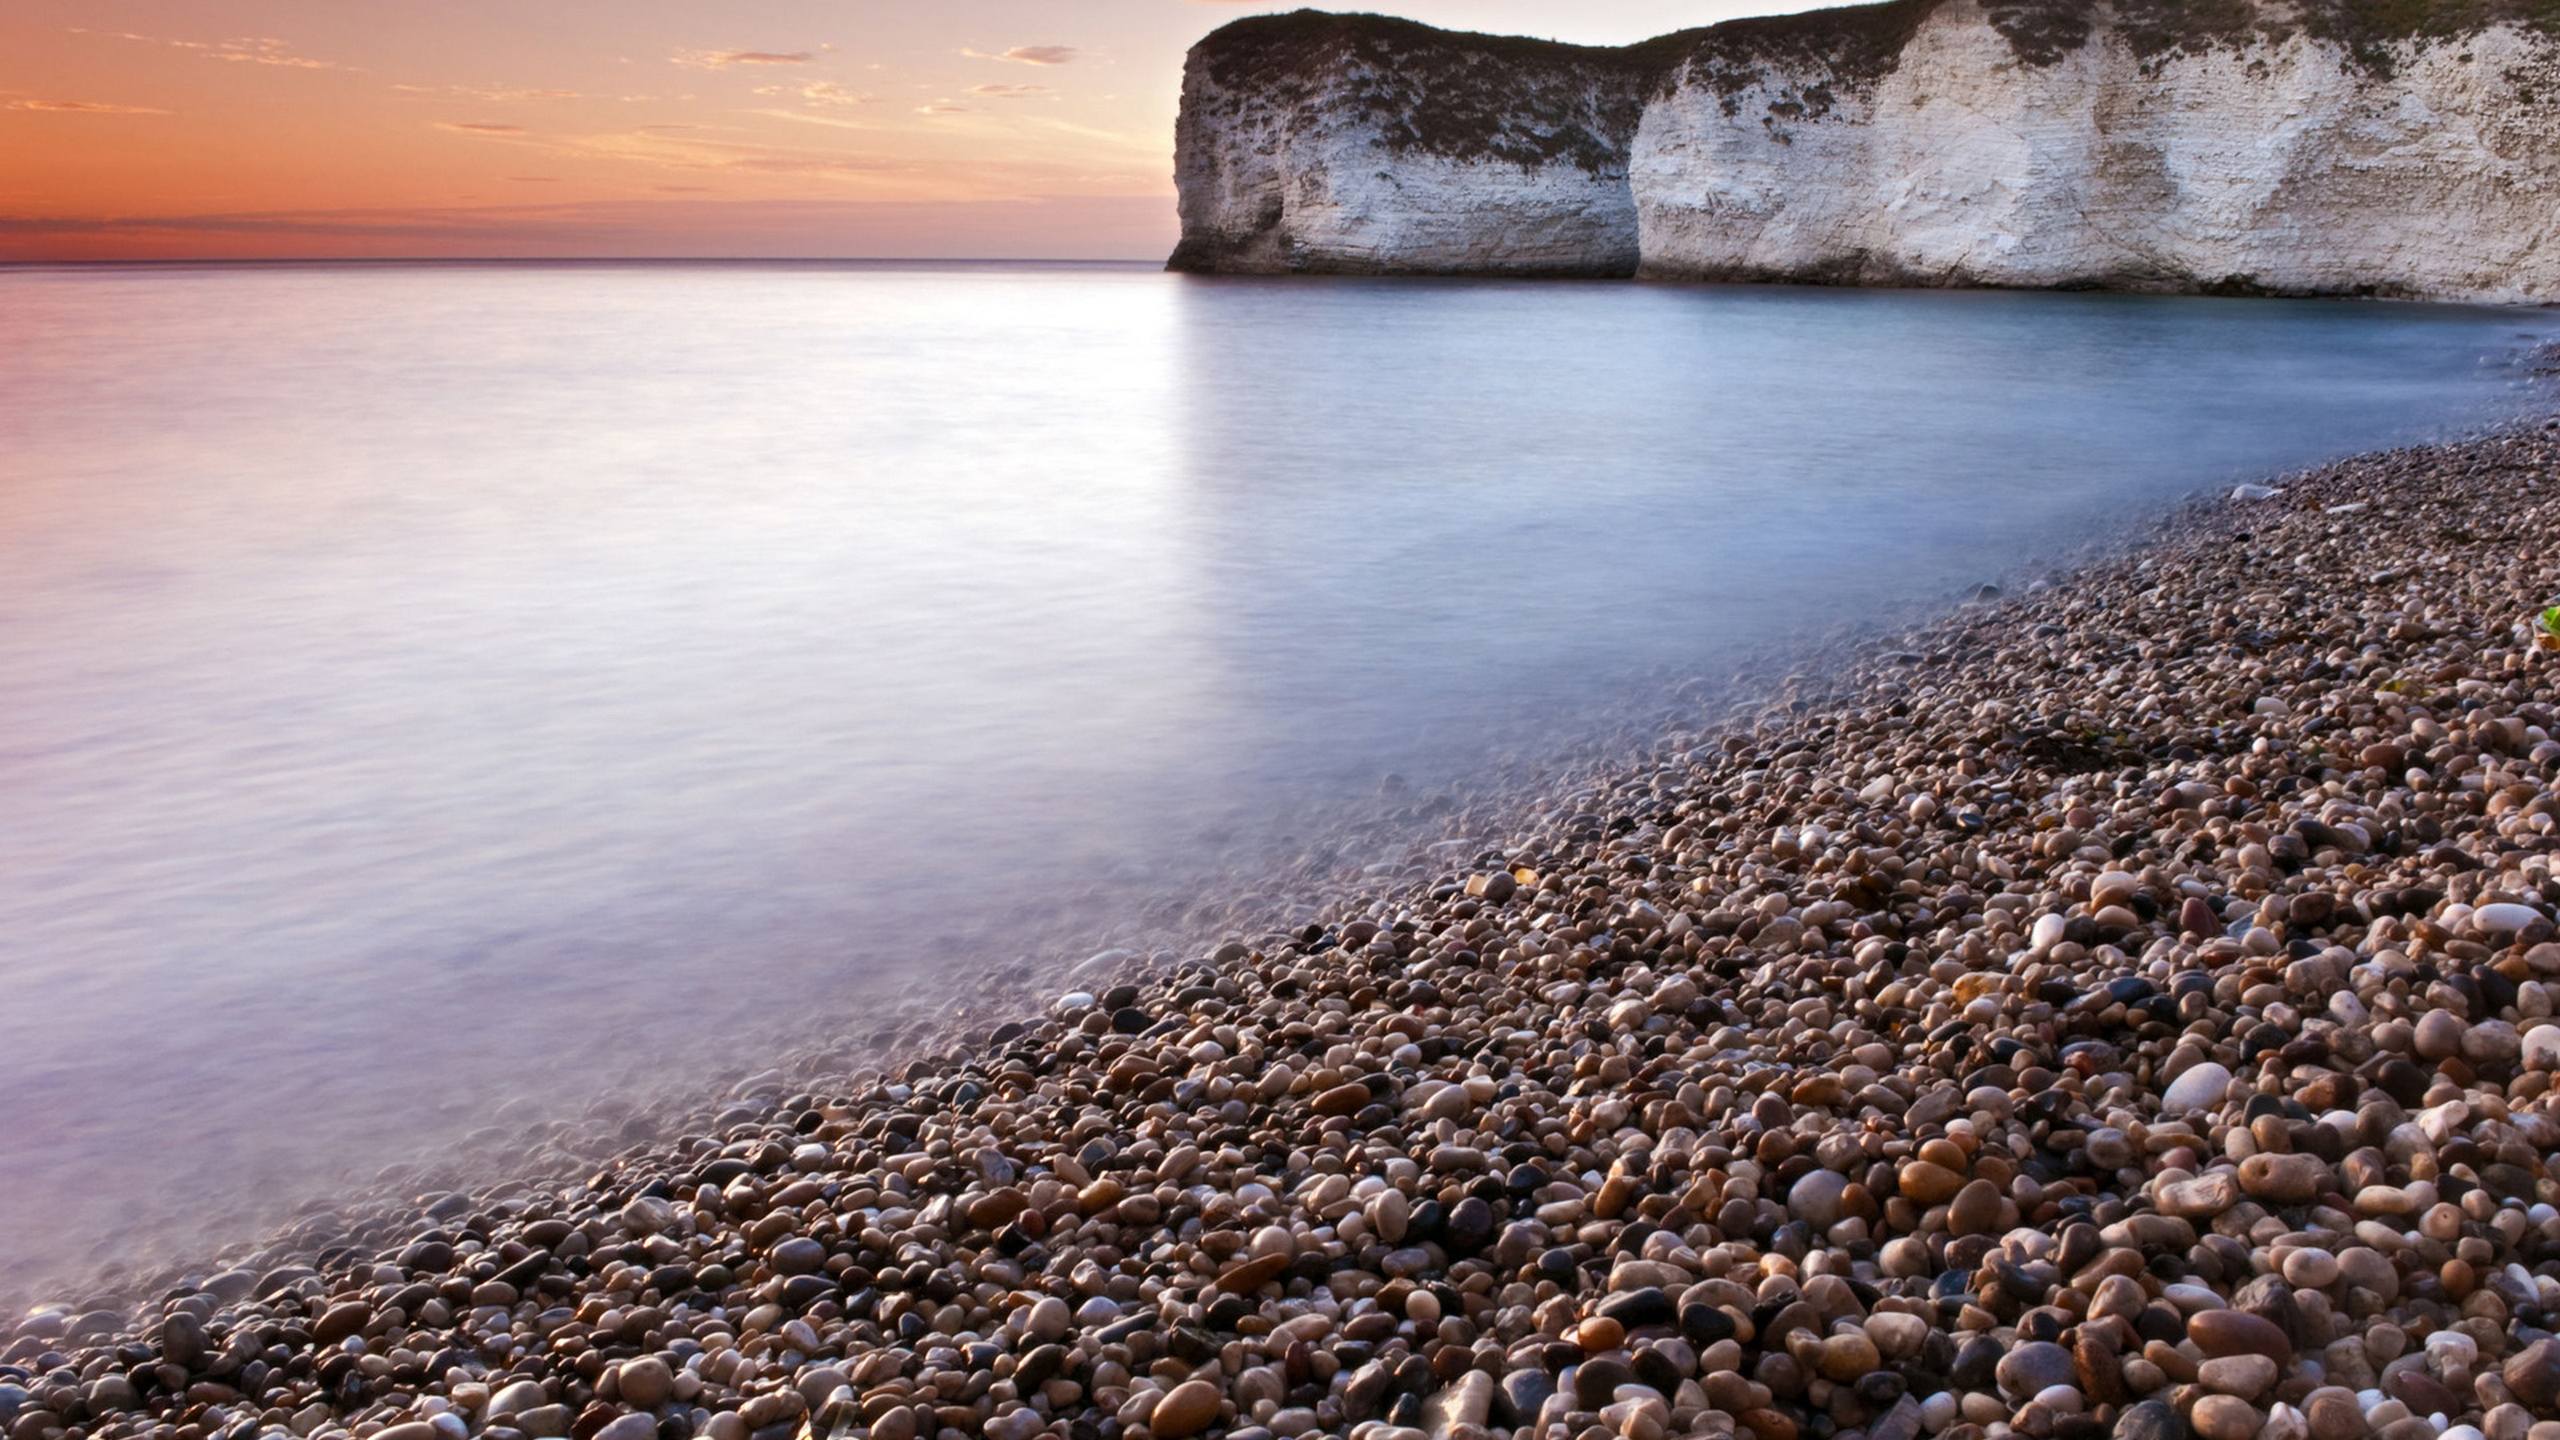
[
  {"x1": 2190, "y1": 1309, "x2": 2292, "y2": 1363},
  {"x1": 1947, "y1": 1178, "x2": 2003, "y2": 1236},
  {"x1": 2192, "y1": 1395, "x2": 2264, "y2": 1440},
  {"x1": 1150, "y1": 1380, "x2": 1222, "y2": 1439},
  {"x1": 1578, "y1": 1316, "x2": 1625, "y2": 1352}
]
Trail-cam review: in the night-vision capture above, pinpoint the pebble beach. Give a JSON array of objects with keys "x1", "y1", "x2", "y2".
[{"x1": 11, "y1": 425, "x2": 2560, "y2": 1440}]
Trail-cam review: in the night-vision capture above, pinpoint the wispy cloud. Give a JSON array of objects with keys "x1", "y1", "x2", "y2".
[
  {"x1": 70, "y1": 29, "x2": 352, "y2": 72},
  {"x1": 672, "y1": 49, "x2": 816, "y2": 69},
  {"x1": 205, "y1": 38, "x2": 343, "y2": 70},
  {"x1": 438, "y1": 121, "x2": 529, "y2": 135},
  {"x1": 914, "y1": 101, "x2": 971, "y2": 115},
  {"x1": 392, "y1": 83, "x2": 581, "y2": 103},
  {"x1": 463, "y1": 124, "x2": 905, "y2": 186},
  {"x1": 962, "y1": 45, "x2": 1077, "y2": 66},
  {"x1": 724, "y1": 155, "x2": 895, "y2": 175},
  {"x1": 969, "y1": 83, "x2": 1050, "y2": 98},
  {"x1": 753, "y1": 109, "x2": 880, "y2": 133},
  {"x1": 3, "y1": 98, "x2": 170, "y2": 114},
  {"x1": 755, "y1": 80, "x2": 874, "y2": 107}
]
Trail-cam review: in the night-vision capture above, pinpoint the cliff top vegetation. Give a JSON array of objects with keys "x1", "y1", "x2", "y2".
[{"x1": 1187, "y1": 0, "x2": 2560, "y2": 143}]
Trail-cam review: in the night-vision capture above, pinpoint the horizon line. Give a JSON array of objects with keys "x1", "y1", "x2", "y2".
[{"x1": 0, "y1": 254, "x2": 1169, "y2": 269}]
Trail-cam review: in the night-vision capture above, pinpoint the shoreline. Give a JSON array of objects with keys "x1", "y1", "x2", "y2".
[{"x1": 11, "y1": 424, "x2": 2560, "y2": 1440}]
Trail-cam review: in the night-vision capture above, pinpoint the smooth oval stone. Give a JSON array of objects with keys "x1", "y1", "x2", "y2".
[
  {"x1": 616, "y1": 1358, "x2": 673, "y2": 1409},
  {"x1": 2199, "y1": 1353, "x2": 2277, "y2": 1400},
  {"x1": 2523, "y1": 1024, "x2": 2560, "y2": 1071},
  {"x1": 1948, "y1": 1179, "x2": 2004, "y2": 1236},
  {"x1": 1789, "y1": 1169, "x2": 1850, "y2": 1227},
  {"x1": 1150, "y1": 1379, "x2": 1222, "y2": 1439},
  {"x1": 769, "y1": 1237, "x2": 827, "y2": 1275},
  {"x1": 2190, "y1": 1308, "x2": 2292, "y2": 1362},
  {"x1": 2473, "y1": 902, "x2": 2544, "y2": 933},
  {"x1": 1996, "y1": 1341, "x2": 2078, "y2": 1397},
  {"x1": 2191, "y1": 1396, "x2": 2262, "y2": 1440},
  {"x1": 2162, "y1": 1062, "x2": 2233, "y2": 1112},
  {"x1": 1899, "y1": 1160, "x2": 1963, "y2": 1204}
]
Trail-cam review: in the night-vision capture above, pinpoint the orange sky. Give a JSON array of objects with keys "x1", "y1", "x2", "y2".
[{"x1": 0, "y1": 1, "x2": 1816, "y2": 262}]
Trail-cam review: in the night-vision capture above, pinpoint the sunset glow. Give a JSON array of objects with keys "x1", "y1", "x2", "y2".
[{"x1": 1, "y1": 0, "x2": 1806, "y2": 261}]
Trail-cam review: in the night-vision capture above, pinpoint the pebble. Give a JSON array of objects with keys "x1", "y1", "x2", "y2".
[
  {"x1": 2281, "y1": 1247, "x2": 2341, "y2": 1289},
  {"x1": 615, "y1": 1358, "x2": 672, "y2": 1410},
  {"x1": 2192, "y1": 1309, "x2": 2294, "y2": 1363},
  {"x1": 2524, "y1": 1024, "x2": 2560, "y2": 1071},
  {"x1": 2115, "y1": 1399, "x2": 2185, "y2": 1440},
  {"x1": 1997, "y1": 1341, "x2": 2078, "y2": 1397},
  {"x1": 2239, "y1": 1151, "x2": 2330, "y2": 1205},
  {"x1": 2202, "y1": 1353, "x2": 2280, "y2": 1401},
  {"x1": 1151, "y1": 1379, "x2": 1223, "y2": 1438},
  {"x1": 16, "y1": 431, "x2": 2560, "y2": 1440},
  {"x1": 2415, "y1": 1008, "x2": 2466, "y2": 1059},
  {"x1": 1788, "y1": 1168, "x2": 1850, "y2": 1227},
  {"x1": 2475, "y1": 902, "x2": 2545, "y2": 933},
  {"x1": 2195, "y1": 1396, "x2": 2266, "y2": 1440},
  {"x1": 1948, "y1": 1178, "x2": 2004, "y2": 1235},
  {"x1": 2161, "y1": 1060, "x2": 2232, "y2": 1112}
]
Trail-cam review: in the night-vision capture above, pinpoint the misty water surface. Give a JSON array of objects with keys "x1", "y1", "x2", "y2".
[{"x1": 0, "y1": 260, "x2": 2553, "y2": 1299}]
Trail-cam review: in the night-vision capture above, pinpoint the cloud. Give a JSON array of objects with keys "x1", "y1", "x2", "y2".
[
  {"x1": 723, "y1": 155, "x2": 895, "y2": 175},
  {"x1": 4, "y1": 98, "x2": 169, "y2": 114},
  {"x1": 483, "y1": 125, "x2": 902, "y2": 184},
  {"x1": 508, "y1": 176, "x2": 561, "y2": 183},
  {"x1": 914, "y1": 101, "x2": 971, "y2": 115},
  {"x1": 963, "y1": 45, "x2": 1077, "y2": 66},
  {"x1": 755, "y1": 80, "x2": 874, "y2": 107},
  {"x1": 70, "y1": 29, "x2": 352, "y2": 72},
  {"x1": 438, "y1": 122, "x2": 529, "y2": 135},
  {"x1": 753, "y1": 109, "x2": 879, "y2": 132},
  {"x1": 969, "y1": 84, "x2": 1049, "y2": 98},
  {"x1": 392, "y1": 83, "x2": 581, "y2": 102},
  {"x1": 205, "y1": 38, "x2": 344, "y2": 70},
  {"x1": 673, "y1": 49, "x2": 815, "y2": 69}
]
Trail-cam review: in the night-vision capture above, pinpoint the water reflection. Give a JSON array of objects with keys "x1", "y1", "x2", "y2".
[{"x1": 0, "y1": 261, "x2": 2547, "y2": 1302}]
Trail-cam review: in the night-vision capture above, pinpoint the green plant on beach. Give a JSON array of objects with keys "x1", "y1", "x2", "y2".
[{"x1": 2534, "y1": 605, "x2": 2560, "y2": 653}]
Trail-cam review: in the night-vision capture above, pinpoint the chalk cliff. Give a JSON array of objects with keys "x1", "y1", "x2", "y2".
[{"x1": 1168, "y1": 1, "x2": 2560, "y2": 301}]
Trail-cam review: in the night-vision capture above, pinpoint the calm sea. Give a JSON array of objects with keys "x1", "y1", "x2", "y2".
[{"x1": 1, "y1": 260, "x2": 2551, "y2": 1299}]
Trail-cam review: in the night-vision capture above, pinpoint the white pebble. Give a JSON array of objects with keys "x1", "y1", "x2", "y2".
[
  {"x1": 2162, "y1": 1061, "x2": 2232, "y2": 1112},
  {"x1": 2474, "y1": 902, "x2": 2544, "y2": 933}
]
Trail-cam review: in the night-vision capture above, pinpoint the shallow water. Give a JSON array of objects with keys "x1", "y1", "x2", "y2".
[{"x1": 0, "y1": 260, "x2": 2551, "y2": 1298}]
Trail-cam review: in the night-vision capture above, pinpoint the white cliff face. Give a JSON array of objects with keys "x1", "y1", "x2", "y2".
[
  {"x1": 1635, "y1": 7, "x2": 2560, "y2": 300},
  {"x1": 1171, "y1": 2, "x2": 2560, "y2": 303},
  {"x1": 1167, "y1": 18, "x2": 1643, "y2": 276}
]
